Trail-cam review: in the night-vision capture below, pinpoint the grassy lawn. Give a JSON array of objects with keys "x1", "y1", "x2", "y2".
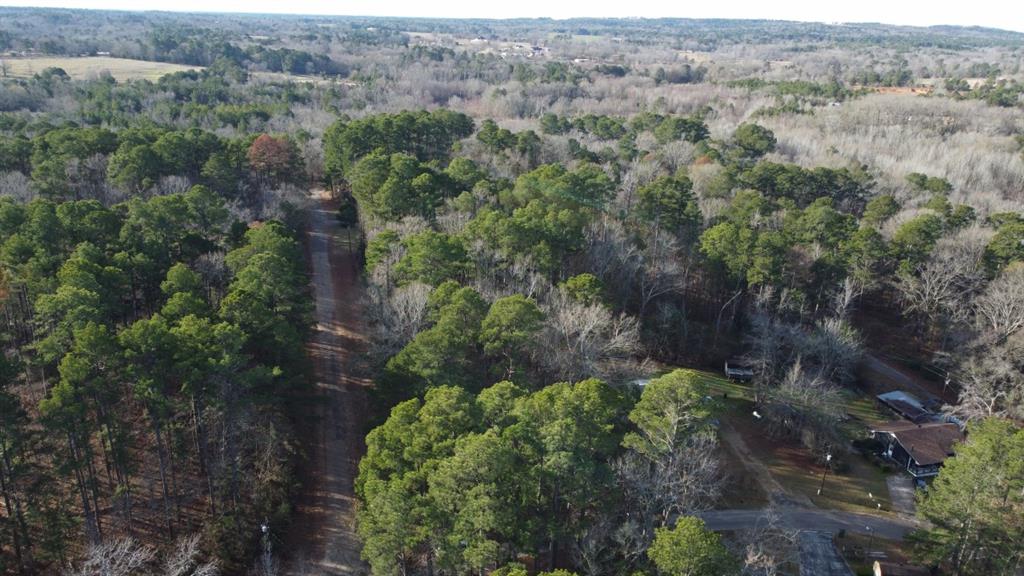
[
  {"x1": 842, "y1": 389, "x2": 889, "y2": 425},
  {"x1": 724, "y1": 403, "x2": 894, "y2": 514},
  {"x1": 698, "y1": 369, "x2": 756, "y2": 401},
  {"x1": 840, "y1": 389, "x2": 891, "y2": 442},
  {"x1": 677, "y1": 367, "x2": 896, "y2": 515},
  {"x1": 1, "y1": 56, "x2": 201, "y2": 81}
]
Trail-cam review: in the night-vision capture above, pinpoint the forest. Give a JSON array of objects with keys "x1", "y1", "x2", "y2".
[{"x1": 0, "y1": 6, "x2": 1023, "y2": 576}]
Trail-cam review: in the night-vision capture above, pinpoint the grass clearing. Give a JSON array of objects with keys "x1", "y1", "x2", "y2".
[
  {"x1": 725, "y1": 402, "x2": 894, "y2": 515},
  {"x1": 1, "y1": 56, "x2": 201, "y2": 81},
  {"x1": 658, "y1": 367, "x2": 898, "y2": 514},
  {"x1": 250, "y1": 70, "x2": 341, "y2": 85},
  {"x1": 843, "y1": 389, "x2": 889, "y2": 425},
  {"x1": 697, "y1": 370, "x2": 755, "y2": 401}
]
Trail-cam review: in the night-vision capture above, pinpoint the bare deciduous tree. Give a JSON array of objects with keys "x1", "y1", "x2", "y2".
[
  {"x1": 367, "y1": 281, "x2": 430, "y2": 359},
  {"x1": 762, "y1": 360, "x2": 845, "y2": 456},
  {"x1": 573, "y1": 515, "x2": 617, "y2": 576},
  {"x1": 67, "y1": 535, "x2": 217, "y2": 576},
  {"x1": 831, "y1": 277, "x2": 862, "y2": 319},
  {"x1": 733, "y1": 507, "x2": 799, "y2": 576},
  {"x1": 636, "y1": 231, "x2": 689, "y2": 318},
  {"x1": 803, "y1": 317, "x2": 863, "y2": 386},
  {"x1": 0, "y1": 171, "x2": 34, "y2": 202},
  {"x1": 67, "y1": 539, "x2": 156, "y2": 576},
  {"x1": 896, "y1": 228, "x2": 990, "y2": 332},
  {"x1": 952, "y1": 335, "x2": 1024, "y2": 422},
  {"x1": 973, "y1": 263, "x2": 1024, "y2": 344},
  {"x1": 616, "y1": 158, "x2": 660, "y2": 215},
  {"x1": 539, "y1": 291, "x2": 641, "y2": 382},
  {"x1": 614, "y1": 433, "x2": 722, "y2": 525},
  {"x1": 163, "y1": 535, "x2": 218, "y2": 576},
  {"x1": 584, "y1": 217, "x2": 640, "y2": 305}
]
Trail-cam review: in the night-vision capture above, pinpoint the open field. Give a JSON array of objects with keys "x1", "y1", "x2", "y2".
[
  {"x1": 698, "y1": 368, "x2": 889, "y2": 429},
  {"x1": 0, "y1": 56, "x2": 201, "y2": 81},
  {"x1": 0, "y1": 56, "x2": 351, "y2": 85},
  {"x1": 0, "y1": 56, "x2": 348, "y2": 85},
  {"x1": 249, "y1": 70, "x2": 348, "y2": 85}
]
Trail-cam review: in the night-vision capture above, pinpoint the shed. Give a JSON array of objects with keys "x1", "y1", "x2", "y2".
[{"x1": 876, "y1": 391, "x2": 932, "y2": 422}]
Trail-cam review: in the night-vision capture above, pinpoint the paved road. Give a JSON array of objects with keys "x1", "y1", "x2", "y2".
[
  {"x1": 285, "y1": 193, "x2": 370, "y2": 575},
  {"x1": 799, "y1": 531, "x2": 853, "y2": 576},
  {"x1": 699, "y1": 507, "x2": 921, "y2": 540}
]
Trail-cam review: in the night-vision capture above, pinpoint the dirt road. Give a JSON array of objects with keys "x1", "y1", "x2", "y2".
[
  {"x1": 719, "y1": 420, "x2": 812, "y2": 507},
  {"x1": 286, "y1": 192, "x2": 370, "y2": 575}
]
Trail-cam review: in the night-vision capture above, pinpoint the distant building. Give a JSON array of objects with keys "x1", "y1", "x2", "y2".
[{"x1": 871, "y1": 421, "x2": 963, "y2": 478}]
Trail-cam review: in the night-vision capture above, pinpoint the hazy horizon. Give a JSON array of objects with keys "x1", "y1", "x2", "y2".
[{"x1": 2, "y1": 0, "x2": 1024, "y2": 33}]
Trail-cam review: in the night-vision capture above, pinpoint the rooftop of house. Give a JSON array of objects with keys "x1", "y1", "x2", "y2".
[
  {"x1": 877, "y1": 390, "x2": 932, "y2": 422},
  {"x1": 873, "y1": 421, "x2": 964, "y2": 466}
]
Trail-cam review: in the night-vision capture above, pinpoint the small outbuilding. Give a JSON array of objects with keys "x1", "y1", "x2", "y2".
[
  {"x1": 724, "y1": 359, "x2": 754, "y2": 381},
  {"x1": 876, "y1": 391, "x2": 932, "y2": 423},
  {"x1": 871, "y1": 421, "x2": 964, "y2": 478}
]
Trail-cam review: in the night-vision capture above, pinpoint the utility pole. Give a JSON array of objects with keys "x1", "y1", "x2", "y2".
[
  {"x1": 260, "y1": 519, "x2": 278, "y2": 576},
  {"x1": 817, "y1": 452, "x2": 833, "y2": 495}
]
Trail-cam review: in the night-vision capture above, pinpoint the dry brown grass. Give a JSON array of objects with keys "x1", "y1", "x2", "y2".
[{"x1": 1, "y1": 56, "x2": 201, "y2": 81}]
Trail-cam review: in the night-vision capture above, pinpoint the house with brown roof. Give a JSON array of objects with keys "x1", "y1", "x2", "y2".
[{"x1": 871, "y1": 421, "x2": 964, "y2": 478}]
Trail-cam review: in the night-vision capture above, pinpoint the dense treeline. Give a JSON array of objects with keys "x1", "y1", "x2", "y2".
[
  {"x1": 0, "y1": 64, "x2": 321, "y2": 130},
  {"x1": 0, "y1": 62, "x2": 313, "y2": 571},
  {"x1": 323, "y1": 109, "x2": 475, "y2": 182},
  {"x1": 144, "y1": 27, "x2": 343, "y2": 75},
  {"x1": 357, "y1": 370, "x2": 728, "y2": 575},
  {"x1": 0, "y1": 121, "x2": 301, "y2": 205},
  {"x1": 325, "y1": 105, "x2": 1024, "y2": 574},
  {"x1": 0, "y1": 184, "x2": 309, "y2": 571}
]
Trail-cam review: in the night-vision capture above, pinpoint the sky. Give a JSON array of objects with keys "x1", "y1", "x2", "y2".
[{"x1": 2, "y1": 0, "x2": 1024, "y2": 33}]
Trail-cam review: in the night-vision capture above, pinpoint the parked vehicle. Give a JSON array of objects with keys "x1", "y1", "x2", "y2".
[{"x1": 724, "y1": 359, "x2": 754, "y2": 381}]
